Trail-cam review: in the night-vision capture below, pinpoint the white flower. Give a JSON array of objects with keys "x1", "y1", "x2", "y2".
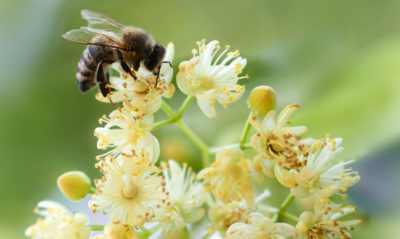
[
  {"x1": 208, "y1": 199, "x2": 253, "y2": 236},
  {"x1": 206, "y1": 189, "x2": 271, "y2": 237},
  {"x1": 274, "y1": 138, "x2": 360, "y2": 199},
  {"x1": 177, "y1": 40, "x2": 247, "y2": 118},
  {"x1": 250, "y1": 104, "x2": 308, "y2": 178},
  {"x1": 198, "y1": 148, "x2": 254, "y2": 205},
  {"x1": 295, "y1": 201, "x2": 361, "y2": 239},
  {"x1": 227, "y1": 212, "x2": 295, "y2": 239},
  {"x1": 95, "y1": 107, "x2": 159, "y2": 163},
  {"x1": 89, "y1": 154, "x2": 167, "y2": 225},
  {"x1": 25, "y1": 201, "x2": 90, "y2": 239},
  {"x1": 96, "y1": 42, "x2": 175, "y2": 118},
  {"x1": 157, "y1": 160, "x2": 205, "y2": 233}
]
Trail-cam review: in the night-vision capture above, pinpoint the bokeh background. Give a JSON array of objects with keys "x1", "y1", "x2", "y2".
[{"x1": 1, "y1": 0, "x2": 400, "y2": 238}]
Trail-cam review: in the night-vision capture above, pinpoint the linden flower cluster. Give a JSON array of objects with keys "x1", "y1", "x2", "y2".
[{"x1": 27, "y1": 39, "x2": 362, "y2": 239}]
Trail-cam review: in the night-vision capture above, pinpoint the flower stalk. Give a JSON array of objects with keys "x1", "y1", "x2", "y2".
[
  {"x1": 152, "y1": 118, "x2": 175, "y2": 130},
  {"x1": 280, "y1": 212, "x2": 299, "y2": 223},
  {"x1": 182, "y1": 226, "x2": 191, "y2": 239},
  {"x1": 177, "y1": 95, "x2": 195, "y2": 118},
  {"x1": 90, "y1": 225, "x2": 104, "y2": 231},
  {"x1": 88, "y1": 186, "x2": 96, "y2": 194},
  {"x1": 160, "y1": 100, "x2": 210, "y2": 166},
  {"x1": 273, "y1": 193, "x2": 295, "y2": 222},
  {"x1": 239, "y1": 112, "x2": 253, "y2": 150}
]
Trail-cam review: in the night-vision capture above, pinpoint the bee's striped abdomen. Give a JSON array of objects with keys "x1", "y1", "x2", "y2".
[
  {"x1": 76, "y1": 46, "x2": 100, "y2": 92},
  {"x1": 76, "y1": 44, "x2": 115, "y2": 93}
]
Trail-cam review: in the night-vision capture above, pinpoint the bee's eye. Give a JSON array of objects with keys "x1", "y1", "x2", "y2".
[{"x1": 130, "y1": 47, "x2": 135, "y2": 51}]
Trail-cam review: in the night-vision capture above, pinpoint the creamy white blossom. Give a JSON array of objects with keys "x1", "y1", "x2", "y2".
[
  {"x1": 177, "y1": 40, "x2": 247, "y2": 118},
  {"x1": 25, "y1": 201, "x2": 90, "y2": 239},
  {"x1": 206, "y1": 188, "x2": 272, "y2": 237},
  {"x1": 295, "y1": 201, "x2": 361, "y2": 239},
  {"x1": 274, "y1": 137, "x2": 360, "y2": 199},
  {"x1": 157, "y1": 160, "x2": 205, "y2": 234},
  {"x1": 89, "y1": 154, "x2": 167, "y2": 225},
  {"x1": 208, "y1": 199, "x2": 253, "y2": 236},
  {"x1": 199, "y1": 148, "x2": 254, "y2": 205},
  {"x1": 95, "y1": 107, "x2": 159, "y2": 163},
  {"x1": 96, "y1": 42, "x2": 175, "y2": 118},
  {"x1": 250, "y1": 104, "x2": 308, "y2": 178},
  {"x1": 227, "y1": 212, "x2": 295, "y2": 239}
]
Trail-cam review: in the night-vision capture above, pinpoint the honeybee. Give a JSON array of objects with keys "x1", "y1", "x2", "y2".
[{"x1": 63, "y1": 10, "x2": 167, "y2": 96}]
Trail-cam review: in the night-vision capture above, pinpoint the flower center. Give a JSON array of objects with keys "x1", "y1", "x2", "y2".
[
  {"x1": 121, "y1": 184, "x2": 138, "y2": 199},
  {"x1": 134, "y1": 81, "x2": 150, "y2": 94},
  {"x1": 128, "y1": 131, "x2": 139, "y2": 145},
  {"x1": 198, "y1": 75, "x2": 214, "y2": 90},
  {"x1": 266, "y1": 135, "x2": 306, "y2": 171},
  {"x1": 268, "y1": 141, "x2": 285, "y2": 154}
]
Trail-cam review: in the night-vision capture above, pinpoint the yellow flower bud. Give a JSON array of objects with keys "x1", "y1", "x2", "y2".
[
  {"x1": 57, "y1": 171, "x2": 91, "y2": 201},
  {"x1": 247, "y1": 85, "x2": 277, "y2": 116},
  {"x1": 104, "y1": 223, "x2": 137, "y2": 239}
]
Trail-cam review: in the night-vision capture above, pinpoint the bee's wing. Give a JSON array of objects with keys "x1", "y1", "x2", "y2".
[
  {"x1": 63, "y1": 27, "x2": 126, "y2": 49},
  {"x1": 81, "y1": 10, "x2": 125, "y2": 33}
]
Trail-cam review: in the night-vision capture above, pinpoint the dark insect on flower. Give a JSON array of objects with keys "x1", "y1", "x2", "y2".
[{"x1": 63, "y1": 10, "x2": 167, "y2": 97}]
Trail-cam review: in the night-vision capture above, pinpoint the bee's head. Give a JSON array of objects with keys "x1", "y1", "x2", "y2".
[
  {"x1": 121, "y1": 27, "x2": 152, "y2": 56},
  {"x1": 144, "y1": 44, "x2": 165, "y2": 72}
]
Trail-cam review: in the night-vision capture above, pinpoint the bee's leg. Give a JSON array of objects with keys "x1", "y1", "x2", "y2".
[
  {"x1": 115, "y1": 49, "x2": 137, "y2": 80},
  {"x1": 133, "y1": 59, "x2": 141, "y2": 71},
  {"x1": 154, "y1": 61, "x2": 172, "y2": 87},
  {"x1": 154, "y1": 65, "x2": 161, "y2": 87},
  {"x1": 97, "y1": 63, "x2": 115, "y2": 105},
  {"x1": 96, "y1": 62, "x2": 110, "y2": 97},
  {"x1": 162, "y1": 61, "x2": 172, "y2": 68}
]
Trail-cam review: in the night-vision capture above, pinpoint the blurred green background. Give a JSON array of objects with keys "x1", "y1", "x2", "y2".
[{"x1": 1, "y1": 0, "x2": 400, "y2": 238}]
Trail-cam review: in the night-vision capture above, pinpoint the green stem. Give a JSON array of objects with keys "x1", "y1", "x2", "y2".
[
  {"x1": 242, "y1": 143, "x2": 253, "y2": 150},
  {"x1": 209, "y1": 142, "x2": 253, "y2": 154},
  {"x1": 201, "y1": 151, "x2": 210, "y2": 168},
  {"x1": 273, "y1": 193, "x2": 295, "y2": 222},
  {"x1": 137, "y1": 226, "x2": 151, "y2": 239},
  {"x1": 209, "y1": 144, "x2": 240, "y2": 154},
  {"x1": 90, "y1": 225, "x2": 104, "y2": 231},
  {"x1": 160, "y1": 100, "x2": 210, "y2": 166},
  {"x1": 281, "y1": 212, "x2": 299, "y2": 223},
  {"x1": 161, "y1": 101, "x2": 177, "y2": 118},
  {"x1": 258, "y1": 204, "x2": 279, "y2": 214},
  {"x1": 177, "y1": 95, "x2": 194, "y2": 118},
  {"x1": 182, "y1": 226, "x2": 190, "y2": 239},
  {"x1": 175, "y1": 119, "x2": 209, "y2": 153},
  {"x1": 154, "y1": 97, "x2": 193, "y2": 131},
  {"x1": 239, "y1": 112, "x2": 253, "y2": 150},
  {"x1": 153, "y1": 118, "x2": 175, "y2": 131},
  {"x1": 88, "y1": 186, "x2": 96, "y2": 194},
  {"x1": 139, "y1": 226, "x2": 151, "y2": 238},
  {"x1": 280, "y1": 193, "x2": 295, "y2": 212}
]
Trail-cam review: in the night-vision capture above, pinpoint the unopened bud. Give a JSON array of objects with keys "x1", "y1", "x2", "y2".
[
  {"x1": 57, "y1": 171, "x2": 91, "y2": 201},
  {"x1": 296, "y1": 211, "x2": 314, "y2": 232},
  {"x1": 104, "y1": 222, "x2": 137, "y2": 239},
  {"x1": 247, "y1": 85, "x2": 277, "y2": 116}
]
